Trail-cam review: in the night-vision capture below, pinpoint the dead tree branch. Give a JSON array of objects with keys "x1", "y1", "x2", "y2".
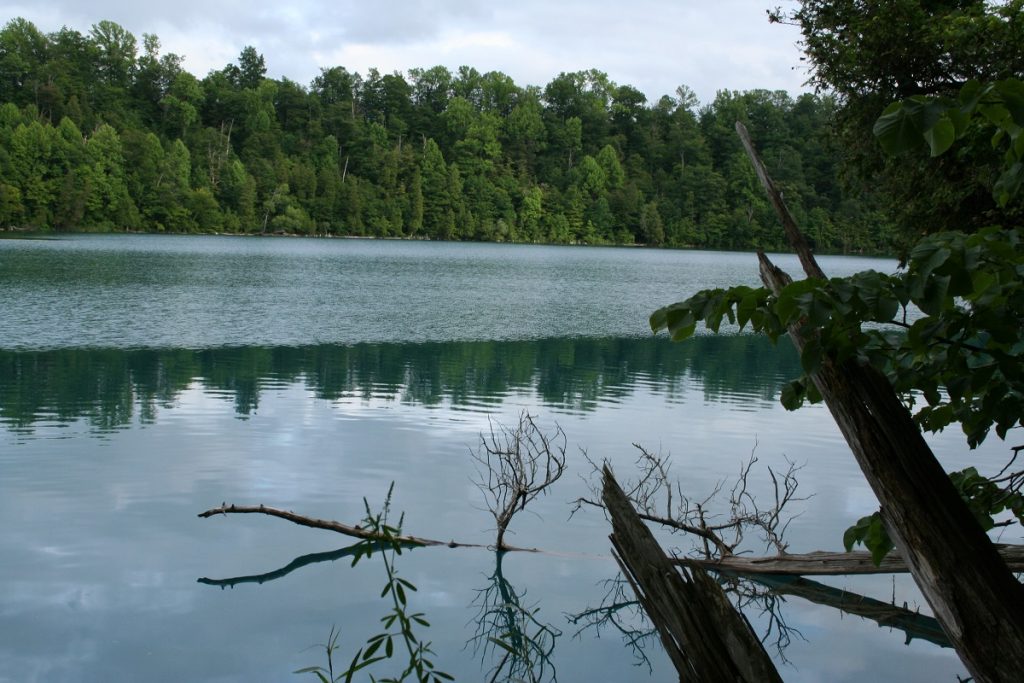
[
  {"x1": 197, "y1": 503, "x2": 541, "y2": 553},
  {"x1": 572, "y1": 443, "x2": 808, "y2": 560},
  {"x1": 472, "y1": 411, "x2": 567, "y2": 551},
  {"x1": 677, "y1": 545, "x2": 1024, "y2": 575},
  {"x1": 603, "y1": 466, "x2": 784, "y2": 682}
]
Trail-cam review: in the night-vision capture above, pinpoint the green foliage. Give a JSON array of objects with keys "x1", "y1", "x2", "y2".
[
  {"x1": 874, "y1": 79, "x2": 1024, "y2": 207},
  {"x1": 775, "y1": 0, "x2": 1024, "y2": 245},
  {"x1": 842, "y1": 465, "x2": 1024, "y2": 563},
  {"x1": 296, "y1": 484, "x2": 453, "y2": 683},
  {"x1": 0, "y1": 15, "x2": 887, "y2": 252},
  {"x1": 651, "y1": 225, "x2": 1024, "y2": 447},
  {"x1": 654, "y1": 67, "x2": 1024, "y2": 564},
  {"x1": 842, "y1": 512, "x2": 894, "y2": 566}
]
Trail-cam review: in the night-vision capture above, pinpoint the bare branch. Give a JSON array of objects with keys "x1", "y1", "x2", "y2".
[
  {"x1": 472, "y1": 411, "x2": 567, "y2": 550},
  {"x1": 571, "y1": 443, "x2": 809, "y2": 561}
]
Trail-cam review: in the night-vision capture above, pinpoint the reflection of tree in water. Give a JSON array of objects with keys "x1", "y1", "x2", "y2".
[
  {"x1": 196, "y1": 542, "x2": 565, "y2": 681},
  {"x1": 567, "y1": 574, "x2": 657, "y2": 671},
  {"x1": 0, "y1": 335, "x2": 799, "y2": 433},
  {"x1": 569, "y1": 567, "x2": 952, "y2": 670},
  {"x1": 469, "y1": 552, "x2": 561, "y2": 683}
]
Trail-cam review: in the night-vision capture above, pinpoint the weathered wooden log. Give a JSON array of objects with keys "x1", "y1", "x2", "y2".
[
  {"x1": 198, "y1": 503, "x2": 539, "y2": 552},
  {"x1": 603, "y1": 466, "x2": 783, "y2": 682},
  {"x1": 200, "y1": 503, "x2": 451, "y2": 546},
  {"x1": 676, "y1": 544, "x2": 1024, "y2": 575},
  {"x1": 737, "y1": 121, "x2": 1024, "y2": 683}
]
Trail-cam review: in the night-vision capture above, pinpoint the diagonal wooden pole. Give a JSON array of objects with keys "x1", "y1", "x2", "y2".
[{"x1": 737, "y1": 121, "x2": 1024, "y2": 683}]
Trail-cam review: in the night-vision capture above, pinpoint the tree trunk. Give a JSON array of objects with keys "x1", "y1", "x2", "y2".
[
  {"x1": 737, "y1": 121, "x2": 1024, "y2": 683},
  {"x1": 603, "y1": 466, "x2": 783, "y2": 683}
]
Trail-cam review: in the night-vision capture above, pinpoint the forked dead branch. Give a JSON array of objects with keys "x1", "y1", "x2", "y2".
[
  {"x1": 472, "y1": 411, "x2": 567, "y2": 551},
  {"x1": 571, "y1": 443, "x2": 808, "y2": 560}
]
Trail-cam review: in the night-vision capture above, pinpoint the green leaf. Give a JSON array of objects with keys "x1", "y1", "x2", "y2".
[
  {"x1": 994, "y1": 161, "x2": 1024, "y2": 206},
  {"x1": 293, "y1": 666, "x2": 329, "y2": 676},
  {"x1": 487, "y1": 636, "x2": 518, "y2": 655},
  {"x1": 800, "y1": 337, "x2": 824, "y2": 374},
  {"x1": 874, "y1": 97, "x2": 950, "y2": 154},
  {"x1": 869, "y1": 534, "x2": 895, "y2": 566},
  {"x1": 959, "y1": 80, "x2": 993, "y2": 112},
  {"x1": 649, "y1": 307, "x2": 667, "y2": 333},
  {"x1": 842, "y1": 524, "x2": 859, "y2": 552},
  {"x1": 924, "y1": 115, "x2": 956, "y2": 156},
  {"x1": 364, "y1": 637, "x2": 383, "y2": 659},
  {"x1": 874, "y1": 101, "x2": 926, "y2": 154},
  {"x1": 910, "y1": 241, "x2": 951, "y2": 278},
  {"x1": 918, "y1": 274, "x2": 951, "y2": 315},
  {"x1": 780, "y1": 379, "x2": 806, "y2": 411},
  {"x1": 996, "y1": 79, "x2": 1024, "y2": 127},
  {"x1": 843, "y1": 512, "x2": 894, "y2": 565}
]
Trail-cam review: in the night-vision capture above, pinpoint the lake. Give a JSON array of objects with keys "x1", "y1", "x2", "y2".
[{"x1": 0, "y1": 235, "x2": 1009, "y2": 682}]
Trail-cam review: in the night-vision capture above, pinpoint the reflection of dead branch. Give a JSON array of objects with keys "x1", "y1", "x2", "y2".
[
  {"x1": 566, "y1": 575, "x2": 656, "y2": 672},
  {"x1": 468, "y1": 552, "x2": 561, "y2": 683},
  {"x1": 716, "y1": 572, "x2": 805, "y2": 662},
  {"x1": 567, "y1": 571, "x2": 803, "y2": 667},
  {"x1": 571, "y1": 443, "x2": 808, "y2": 560},
  {"x1": 473, "y1": 411, "x2": 567, "y2": 550},
  {"x1": 197, "y1": 542, "x2": 374, "y2": 588}
]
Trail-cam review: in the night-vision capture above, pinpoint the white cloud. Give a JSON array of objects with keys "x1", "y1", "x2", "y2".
[{"x1": 6, "y1": 0, "x2": 807, "y2": 105}]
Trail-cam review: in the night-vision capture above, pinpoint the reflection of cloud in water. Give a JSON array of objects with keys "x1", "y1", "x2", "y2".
[{"x1": 0, "y1": 335, "x2": 996, "y2": 681}]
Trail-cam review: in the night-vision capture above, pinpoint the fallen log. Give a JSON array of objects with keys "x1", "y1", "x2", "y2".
[
  {"x1": 603, "y1": 465, "x2": 783, "y2": 682},
  {"x1": 677, "y1": 544, "x2": 1024, "y2": 575},
  {"x1": 197, "y1": 503, "x2": 540, "y2": 552}
]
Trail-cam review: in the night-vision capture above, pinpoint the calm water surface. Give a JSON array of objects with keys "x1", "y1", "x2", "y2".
[{"x1": 0, "y1": 235, "x2": 1010, "y2": 682}]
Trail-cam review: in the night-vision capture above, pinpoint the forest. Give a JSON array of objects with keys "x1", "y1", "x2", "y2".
[{"x1": 0, "y1": 17, "x2": 895, "y2": 252}]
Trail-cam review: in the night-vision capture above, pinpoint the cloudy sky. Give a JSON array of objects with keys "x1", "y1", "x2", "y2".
[{"x1": 5, "y1": 0, "x2": 809, "y2": 106}]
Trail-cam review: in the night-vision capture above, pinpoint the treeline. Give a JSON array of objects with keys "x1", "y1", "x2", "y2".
[{"x1": 0, "y1": 18, "x2": 894, "y2": 251}]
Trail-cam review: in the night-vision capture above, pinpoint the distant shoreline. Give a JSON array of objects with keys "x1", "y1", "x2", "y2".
[{"x1": 0, "y1": 227, "x2": 883, "y2": 257}]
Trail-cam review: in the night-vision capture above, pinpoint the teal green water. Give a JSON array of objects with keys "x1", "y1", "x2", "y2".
[{"x1": 0, "y1": 236, "x2": 1004, "y2": 682}]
